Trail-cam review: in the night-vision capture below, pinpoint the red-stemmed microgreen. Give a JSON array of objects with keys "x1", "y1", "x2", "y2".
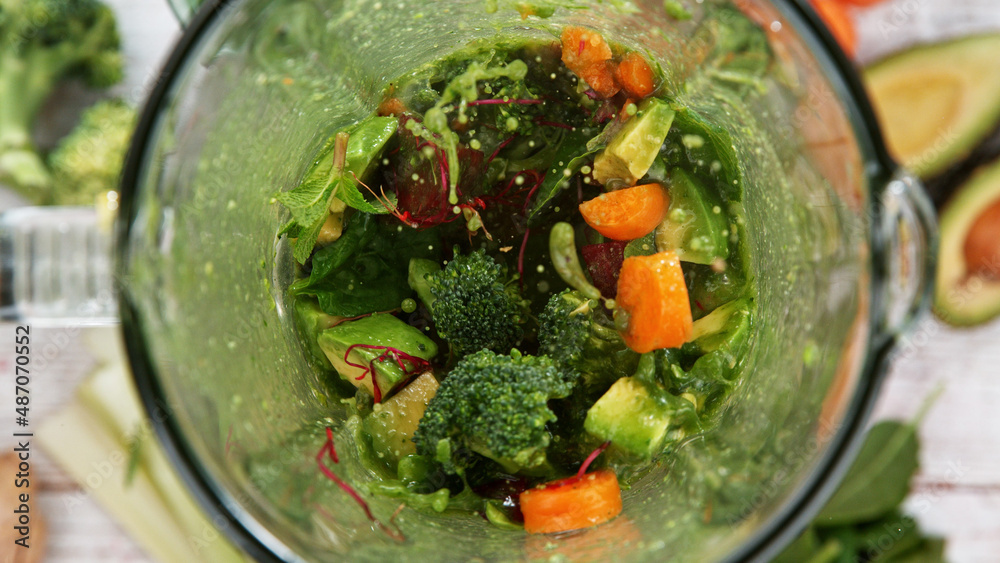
[
  {"x1": 465, "y1": 98, "x2": 543, "y2": 106},
  {"x1": 343, "y1": 344, "x2": 432, "y2": 404},
  {"x1": 315, "y1": 427, "x2": 406, "y2": 542},
  {"x1": 533, "y1": 117, "x2": 574, "y2": 130},
  {"x1": 487, "y1": 134, "x2": 519, "y2": 164},
  {"x1": 517, "y1": 227, "x2": 531, "y2": 290},
  {"x1": 577, "y1": 441, "x2": 611, "y2": 478}
]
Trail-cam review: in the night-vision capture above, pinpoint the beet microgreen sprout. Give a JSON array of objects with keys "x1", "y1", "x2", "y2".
[
  {"x1": 487, "y1": 134, "x2": 519, "y2": 165},
  {"x1": 465, "y1": 98, "x2": 543, "y2": 107},
  {"x1": 577, "y1": 441, "x2": 611, "y2": 478},
  {"x1": 343, "y1": 344, "x2": 432, "y2": 404},
  {"x1": 533, "y1": 117, "x2": 574, "y2": 130},
  {"x1": 315, "y1": 427, "x2": 405, "y2": 542}
]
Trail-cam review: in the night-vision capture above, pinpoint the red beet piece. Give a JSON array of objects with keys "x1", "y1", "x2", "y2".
[{"x1": 581, "y1": 241, "x2": 628, "y2": 299}]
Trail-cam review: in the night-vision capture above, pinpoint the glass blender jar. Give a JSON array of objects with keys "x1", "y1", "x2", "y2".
[{"x1": 0, "y1": 0, "x2": 936, "y2": 561}]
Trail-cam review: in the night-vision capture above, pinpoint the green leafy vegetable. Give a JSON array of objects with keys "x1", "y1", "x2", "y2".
[
  {"x1": 775, "y1": 417, "x2": 944, "y2": 563},
  {"x1": 527, "y1": 128, "x2": 596, "y2": 224},
  {"x1": 276, "y1": 115, "x2": 398, "y2": 263},
  {"x1": 816, "y1": 420, "x2": 919, "y2": 526},
  {"x1": 290, "y1": 213, "x2": 440, "y2": 316}
]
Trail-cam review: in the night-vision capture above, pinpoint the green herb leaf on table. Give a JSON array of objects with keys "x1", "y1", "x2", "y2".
[{"x1": 816, "y1": 420, "x2": 919, "y2": 526}]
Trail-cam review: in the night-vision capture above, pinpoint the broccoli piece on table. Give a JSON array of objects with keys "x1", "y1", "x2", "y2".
[
  {"x1": 0, "y1": 0, "x2": 123, "y2": 201},
  {"x1": 413, "y1": 349, "x2": 573, "y2": 475},
  {"x1": 416, "y1": 248, "x2": 524, "y2": 357},
  {"x1": 48, "y1": 99, "x2": 135, "y2": 205}
]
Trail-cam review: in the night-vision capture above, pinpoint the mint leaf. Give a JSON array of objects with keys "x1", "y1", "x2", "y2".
[{"x1": 275, "y1": 115, "x2": 398, "y2": 263}]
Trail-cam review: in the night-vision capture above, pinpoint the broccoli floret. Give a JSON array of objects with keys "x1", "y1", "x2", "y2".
[
  {"x1": 0, "y1": 0, "x2": 123, "y2": 201},
  {"x1": 48, "y1": 99, "x2": 135, "y2": 205},
  {"x1": 538, "y1": 289, "x2": 641, "y2": 467},
  {"x1": 413, "y1": 349, "x2": 572, "y2": 475},
  {"x1": 421, "y1": 248, "x2": 524, "y2": 357},
  {"x1": 539, "y1": 289, "x2": 638, "y2": 384}
]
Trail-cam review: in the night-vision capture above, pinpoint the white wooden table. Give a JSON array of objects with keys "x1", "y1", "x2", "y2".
[{"x1": 2, "y1": 1, "x2": 999, "y2": 561}]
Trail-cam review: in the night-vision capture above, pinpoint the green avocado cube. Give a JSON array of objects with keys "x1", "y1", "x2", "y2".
[
  {"x1": 318, "y1": 313, "x2": 438, "y2": 398},
  {"x1": 593, "y1": 98, "x2": 675, "y2": 186},
  {"x1": 584, "y1": 376, "x2": 674, "y2": 459},
  {"x1": 363, "y1": 372, "x2": 439, "y2": 461}
]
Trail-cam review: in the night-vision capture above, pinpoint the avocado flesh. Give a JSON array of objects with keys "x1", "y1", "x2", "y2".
[
  {"x1": 935, "y1": 159, "x2": 1000, "y2": 326},
  {"x1": 363, "y1": 372, "x2": 439, "y2": 462},
  {"x1": 293, "y1": 298, "x2": 340, "y2": 370},
  {"x1": 865, "y1": 34, "x2": 1000, "y2": 178},
  {"x1": 593, "y1": 98, "x2": 675, "y2": 186},
  {"x1": 318, "y1": 313, "x2": 439, "y2": 397}
]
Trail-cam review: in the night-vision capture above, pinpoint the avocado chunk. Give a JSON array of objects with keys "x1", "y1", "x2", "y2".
[
  {"x1": 318, "y1": 313, "x2": 438, "y2": 397},
  {"x1": 584, "y1": 368, "x2": 694, "y2": 459},
  {"x1": 593, "y1": 98, "x2": 675, "y2": 186},
  {"x1": 655, "y1": 168, "x2": 729, "y2": 265},
  {"x1": 687, "y1": 297, "x2": 752, "y2": 355},
  {"x1": 865, "y1": 34, "x2": 1000, "y2": 178},
  {"x1": 293, "y1": 298, "x2": 341, "y2": 370},
  {"x1": 363, "y1": 372, "x2": 440, "y2": 461},
  {"x1": 934, "y1": 159, "x2": 1000, "y2": 326}
]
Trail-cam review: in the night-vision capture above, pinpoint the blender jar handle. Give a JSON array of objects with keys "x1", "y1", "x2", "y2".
[
  {"x1": 876, "y1": 169, "x2": 938, "y2": 337},
  {"x1": 0, "y1": 207, "x2": 118, "y2": 325}
]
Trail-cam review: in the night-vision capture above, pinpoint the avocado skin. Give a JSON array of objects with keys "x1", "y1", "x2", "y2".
[{"x1": 934, "y1": 158, "x2": 1000, "y2": 326}]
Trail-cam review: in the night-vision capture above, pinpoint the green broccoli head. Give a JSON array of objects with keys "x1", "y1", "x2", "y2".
[
  {"x1": 413, "y1": 349, "x2": 573, "y2": 475},
  {"x1": 0, "y1": 0, "x2": 123, "y2": 199},
  {"x1": 539, "y1": 289, "x2": 638, "y2": 384},
  {"x1": 48, "y1": 99, "x2": 135, "y2": 205},
  {"x1": 424, "y1": 248, "x2": 524, "y2": 357}
]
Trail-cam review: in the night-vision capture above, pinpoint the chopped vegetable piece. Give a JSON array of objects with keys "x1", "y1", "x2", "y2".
[
  {"x1": 810, "y1": 0, "x2": 856, "y2": 58},
  {"x1": 520, "y1": 469, "x2": 622, "y2": 533},
  {"x1": 560, "y1": 26, "x2": 613, "y2": 73},
  {"x1": 579, "y1": 183, "x2": 669, "y2": 241},
  {"x1": 578, "y1": 61, "x2": 621, "y2": 99},
  {"x1": 592, "y1": 98, "x2": 676, "y2": 186},
  {"x1": 581, "y1": 241, "x2": 628, "y2": 298},
  {"x1": 615, "y1": 251, "x2": 693, "y2": 352},
  {"x1": 615, "y1": 52, "x2": 656, "y2": 99}
]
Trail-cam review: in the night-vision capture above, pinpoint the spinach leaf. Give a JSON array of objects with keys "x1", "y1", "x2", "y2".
[
  {"x1": 816, "y1": 420, "x2": 919, "y2": 526},
  {"x1": 276, "y1": 115, "x2": 398, "y2": 263},
  {"x1": 527, "y1": 128, "x2": 595, "y2": 224},
  {"x1": 291, "y1": 213, "x2": 440, "y2": 317},
  {"x1": 664, "y1": 105, "x2": 744, "y2": 203},
  {"x1": 891, "y1": 538, "x2": 945, "y2": 563}
]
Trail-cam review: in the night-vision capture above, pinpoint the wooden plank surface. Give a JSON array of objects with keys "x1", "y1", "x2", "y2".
[{"x1": 1, "y1": 1, "x2": 999, "y2": 562}]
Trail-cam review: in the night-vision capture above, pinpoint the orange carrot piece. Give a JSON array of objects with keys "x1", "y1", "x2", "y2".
[
  {"x1": 833, "y1": 0, "x2": 886, "y2": 6},
  {"x1": 579, "y1": 60, "x2": 621, "y2": 99},
  {"x1": 615, "y1": 251, "x2": 693, "y2": 353},
  {"x1": 579, "y1": 183, "x2": 669, "y2": 241},
  {"x1": 615, "y1": 53, "x2": 656, "y2": 99},
  {"x1": 810, "y1": 0, "x2": 857, "y2": 58},
  {"x1": 377, "y1": 97, "x2": 406, "y2": 117},
  {"x1": 560, "y1": 26, "x2": 613, "y2": 73},
  {"x1": 520, "y1": 469, "x2": 623, "y2": 534}
]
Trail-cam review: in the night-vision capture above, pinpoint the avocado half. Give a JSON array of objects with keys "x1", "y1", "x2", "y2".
[
  {"x1": 934, "y1": 159, "x2": 1000, "y2": 326},
  {"x1": 864, "y1": 34, "x2": 1000, "y2": 179}
]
